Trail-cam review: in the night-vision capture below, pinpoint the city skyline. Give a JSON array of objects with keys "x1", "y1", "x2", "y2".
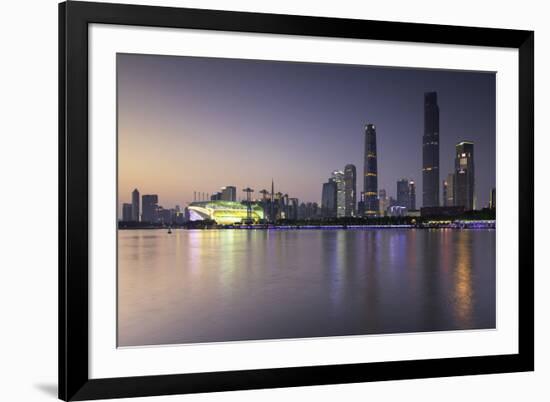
[{"x1": 118, "y1": 53, "x2": 496, "y2": 212}]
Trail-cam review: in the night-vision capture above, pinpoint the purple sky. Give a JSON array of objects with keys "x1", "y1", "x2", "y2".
[{"x1": 118, "y1": 53, "x2": 495, "y2": 210}]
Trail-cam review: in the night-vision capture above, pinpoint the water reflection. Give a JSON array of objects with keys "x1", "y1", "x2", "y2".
[
  {"x1": 118, "y1": 229, "x2": 496, "y2": 347},
  {"x1": 453, "y1": 231, "x2": 473, "y2": 327}
]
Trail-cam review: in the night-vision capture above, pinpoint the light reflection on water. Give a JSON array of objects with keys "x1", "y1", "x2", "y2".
[{"x1": 118, "y1": 229, "x2": 495, "y2": 347}]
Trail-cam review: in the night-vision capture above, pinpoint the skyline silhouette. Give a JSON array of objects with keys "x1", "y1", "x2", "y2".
[{"x1": 117, "y1": 53, "x2": 496, "y2": 211}]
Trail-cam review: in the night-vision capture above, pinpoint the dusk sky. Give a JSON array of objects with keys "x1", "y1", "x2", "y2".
[{"x1": 117, "y1": 53, "x2": 495, "y2": 211}]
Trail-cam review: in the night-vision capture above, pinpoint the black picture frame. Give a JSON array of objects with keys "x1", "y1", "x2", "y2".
[{"x1": 59, "y1": 1, "x2": 534, "y2": 400}]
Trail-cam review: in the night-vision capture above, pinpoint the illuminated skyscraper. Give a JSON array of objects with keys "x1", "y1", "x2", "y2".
[
  {"x1": 131, "y1": 188, "x2": 140, "y2": 221},
  {"x1": 332, "y1": 170, "x2": 345, "y2": 218},
  {"x1": 454, "y1": 141, "x2": 475, "y2": 210},
  {"x1": 344, "y1": 164, "x2": 357, "y2": 217},
  {"x1": 363, "y1": 123, "x2": 379, "y2": 216},
  {"x1": 423, "y1": 92, "x2": 440, "y2": 207}
]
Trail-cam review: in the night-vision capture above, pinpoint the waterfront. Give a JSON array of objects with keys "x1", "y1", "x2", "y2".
[{"x1": 118, "y1": 228, "x2": 496, "y2": 347}]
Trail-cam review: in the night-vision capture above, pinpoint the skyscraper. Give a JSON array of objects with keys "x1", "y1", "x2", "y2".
[
  {"x1": 396, "y1": 179, "x2": 416, "y2": 210},
  {"x1": 409, "y1": 180, "x2": 416, "y2": 210},
  {"x1": 122, "y1": 203, "x2": 132, "y2": 221},
  {"x1": 422, "y1": 92, "x2": 440, "y2": 207},
  {"x1": 378, "y1": 189, "x2": 389, "y2": 216},
  {"x1": 357, "y1": 192, "x2": 365, "y2": 217},
  {"x1": 363, "y1": 123, "x2": 378, "y2": 216},
  {"x1": 443, "y1": 173, "x2": 455, "y2": 206},
  {"x1": 331, "y1": 170, "x2": 345, "y2": 218},
  {"x1": 344, "y1": 164, "x2": 357, "y2": 217},
  {"x1": 131, "y1": 188, "x2": 140, "y2": 222},
  {"x1": 321, "y1": 179, "x2": 337, "y2": 218},
  {"x1": 141, "y1": 194, "x2": 159, "y2": 223},
  {"x1": 397, "y1": 179, "x2": 410, "y2": 209},
  {"x1": 454, "y1": 141, "x2": 475, "y2": 210}
]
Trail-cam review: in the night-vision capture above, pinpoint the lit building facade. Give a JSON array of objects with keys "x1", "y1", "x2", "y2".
[
  {"x1": 344, "y1": 164, "x2": 357, "y2": 217},
  {"x1": 454, "y1": 141, "x2": 475, "y2": 210},
  {"x1": 422, "y1": 92, "x2": 440, "y2": 207},
  {"x1": 332, "y1": 170, "x2": 345, "y2": 218},
  {"x1": 363, "y1": 123, "x2": 379, "y2": 216},
  {"x1": 188, "y1": 201, "x2": 264, "y2": 225}
]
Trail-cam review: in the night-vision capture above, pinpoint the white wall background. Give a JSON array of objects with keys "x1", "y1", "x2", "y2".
[{"x1": 0, "y1": 0, "x2": 546, "y2": 401}]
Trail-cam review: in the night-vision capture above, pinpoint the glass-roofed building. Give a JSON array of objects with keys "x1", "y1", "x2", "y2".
[{"x1": 187, "y1": 201, "x2": 264, "y2": 225}]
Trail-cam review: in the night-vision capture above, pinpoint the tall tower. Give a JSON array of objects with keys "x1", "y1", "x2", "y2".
[
  {"x1": 344, "y1": 164, "x2": 357, "y2": 217},
  {"x1": 321, "y1": 179, "x2": 337, "y2": 218},
  {"x1": 270, "y1": 179, "x2": 274, "y2": 222},
  {"x1": 141, "y1": 194, "x2": 159, "y2": 223},
  {"x1": 332, "y1": 170, "x2": 345, "y2": 218},
  {"x1": 422, "y1": 92, "x2": 440, "y2": 207},
  {"x1": 396, "y1": 179, "x2": 410, "y2": 209},
  {"x1": 454, "y1": 141, "x2": 475, "y2": 210},
  {"x1": 409, "y1": 180, "x2": 416, "y2": 210},
  {"x1": 443, "y1": 173, "x2": 455, "y2": 206},
  {"x1": 363, "y1": 123, "x2": 378, "y2": 216},
  {"x1": 131, "y1": 188, "x2": 140, "y2": 222}
]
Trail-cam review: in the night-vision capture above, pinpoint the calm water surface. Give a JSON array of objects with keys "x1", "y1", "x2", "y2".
[{"x1": 118, "y1": 229, "x2": 495, "y2": 347}]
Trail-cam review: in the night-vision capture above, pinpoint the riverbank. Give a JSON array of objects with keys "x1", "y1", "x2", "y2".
[{"x1": 118, "y1": 220, "x2": 495, "y2": 230}]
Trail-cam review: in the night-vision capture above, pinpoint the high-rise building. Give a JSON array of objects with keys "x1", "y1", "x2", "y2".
[
  {"x1": 288, "y1": 198, "x2": 299, "y2": 220},
  {"x1": 357, "y1": 192, "x2": 365, "y2": 217},
  {"x1": 363, "y1": 123, "x2": 379, "y2": 216},
  {"x1": 344, "y1": 164, "x2": 357, "y2": 217},
  {"x1": 454, "y1": 141, "x2": 475, "y2": 210},
  {"x1": 141, "y1": 194, "x2": 159, "y2": 223},
  {"x1": 321, "y1": 179, "x2": 337, "y2": 218},
  {"x1": 221, "y1": 186, "x2": 237, "y2": 202},
  {"x1": 122, "y1": 203, "x2": 132, "y2": 221},
  {"x1": 378, "y1": 189, "x2": 389, "y2": 216},
  {"x1": 409, "y1": 180, "x2": 416, "y2": 210},
  {"x1": 443, "y1": 173, "x2": 455, "y2": 206},
  {"x1": 396, "y1": 179, "x2": 416, "y2": 210},
  {"x1": 490, "y1": 188, "x2": 496, "y2": 209},
  {"x1": 332, "y1": 170, "x2": 345, "y2": 218},
  {"x1": 397, "y1": 179, "x2": 410, "y2": 208},
  {"x1": 422, "y1": 92, "x2": 440, "y2": 207},
  {"x1": 131, "y1": 188, "x2": 140, "y2": 221}
]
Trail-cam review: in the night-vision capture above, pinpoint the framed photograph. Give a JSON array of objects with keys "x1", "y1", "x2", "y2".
[{"x1": 59, "y1": 1, "x2": 534, "y2": 400}]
